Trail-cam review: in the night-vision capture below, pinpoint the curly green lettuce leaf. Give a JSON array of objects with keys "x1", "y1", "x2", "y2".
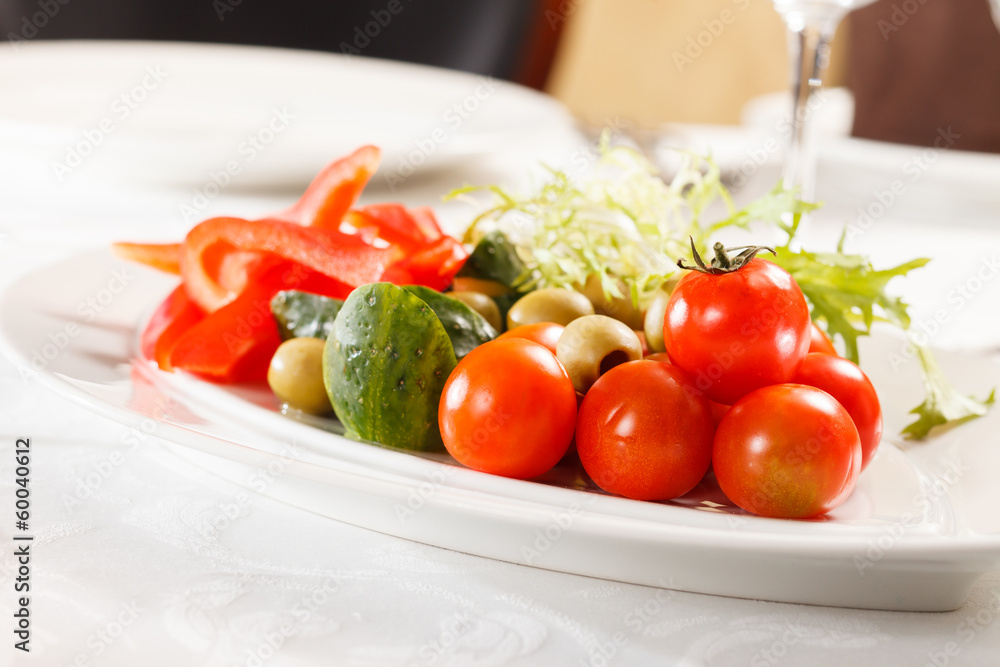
[
  {"x1": 447, "y1": 139, "x2": 733, "y2": 305},
  {"x1": 901, "y1": 344, "x2": 996, "y2": 439},
  {"x1": 768, "y1": 249, "x2": 929, "y2": 363}
]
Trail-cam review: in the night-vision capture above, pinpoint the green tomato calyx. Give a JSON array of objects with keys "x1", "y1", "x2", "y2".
[{"x1": 677, "y1": 238, "x2": 776, "y2": 275}]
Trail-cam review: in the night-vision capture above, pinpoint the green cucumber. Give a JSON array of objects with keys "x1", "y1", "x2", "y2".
[
  {"x1": 457, "y1": 230, "x2": 526, "y2": 290},
  {"x1": 271, "y1": 290, "x2": 344, "y2": 341},
  {"x1": 323, "y1": 283, "x2": 456, "y2": 452},
  {"x1": 403, "y1": 285, "x2": 496, "y2": 359}
]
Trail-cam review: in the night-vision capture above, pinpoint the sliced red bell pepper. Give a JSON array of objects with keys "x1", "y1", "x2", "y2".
[
  {"x1": 140, "y1": 285, "x2": 205, "y2": 364},
  {"x1": 181, "y1": 216, "x2": 391, "y2": 312},
  {"x1": 345, "y1": 204, "x2": 431, "y2": 251},
  {"x1": 166, "y1": 259, "x2": 353, "y2": 382},
  {"x1": 386, "y1": 235, "x2": 468, "y2": 291},
  {"x1": 271, "y1": 145, "x2": 381, "y2": 229},
  {"x1": 168, "y1": 284, "x2": 281, "y2": 383},
  {"x1": 154, "y1": 290, "x2": 207, "y2": 371},
  {"x1": 112, "y1": 242, "x2": 181, "y2": 274},
  {"x1": 408, "y1": 206, "x2": 445, "y2": 242}
]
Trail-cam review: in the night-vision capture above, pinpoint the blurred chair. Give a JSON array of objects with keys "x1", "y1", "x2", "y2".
[
  {"x1": 849, "y1": 0, "x2": 1000, "y2": 153},
  {"x1": 0, "y1": 0, "x2": 566, "y2": 89}
]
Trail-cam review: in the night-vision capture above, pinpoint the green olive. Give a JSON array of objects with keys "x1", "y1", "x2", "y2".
[
  {"x1": 580, "y1": 274, "x2": 645, "y2": 330},
  {"x1": 506, "y1": 288, "x2": 595, "y2": 330},
  {"x1": 451, "y1": 277, "x2": 512, "y2": 297},
  {"x1": 267, "y1": 337, "x2": 332, "y2": 414},
  {"x1": 556, "y1": 314, "x2": 643, "y2": 393},
  {"x1": 643, "y1": 280, "x2": 677, "y2": 354},
  {"x1": 446, "y1": 291, "x2": 502, "y2": 332}
]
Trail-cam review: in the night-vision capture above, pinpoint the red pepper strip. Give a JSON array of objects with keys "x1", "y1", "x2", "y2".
[
  {"x1": 387, "y1": 235, "x2": 468, "y2": 291},
  {"x1": 112, "y1": 242, "x2": 181, "y2": 275},
  {"x1": 181, "y1": 216, "x2": 391, "y2": 312},
  {"x1": 153, "y1": 289, "x2": 206, "y2": 371},
  {"x1": 168, "y1": 283, "x2": 281, "y2": 383},
  {"x1": 408, "y1": 206, "x2": 445, "y2": 241},
  {"x1": 345, "y1": 204, "x2": 431, "y2": 251},
  {"x1": 271, "y1": 145, "x2": 381, "y2": 229},
  {"x1": 168, "y1": 259, "x2": 352, "y2": 382},
  {"x1": 140, "y1": 285, "x2": 204, "y2": 363}
]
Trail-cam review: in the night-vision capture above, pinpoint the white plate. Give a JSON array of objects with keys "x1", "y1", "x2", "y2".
[
  {"x1": 0, "y1": 41, "x2": 580, "y2": 189},
  {"x1": 2, "y1": 249, "x2": 999, "y2": 612}
]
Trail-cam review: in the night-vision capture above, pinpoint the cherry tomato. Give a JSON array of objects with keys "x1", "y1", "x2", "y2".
[
  {"x1": 497, "y1": 322, "x2": 564, "y2": 356},
  {"x1": 708, "y1": 400, "x2": 730, "y2": 426},
  {"x1": 576, "y1": 360, "x2": 715, "y2": 500},
  {"x1": 663, "y1": 257, "x2": 811, "y2": 405},
  {"x1": 792, "y1": 353, "x2": 882, "y2": 471},
  {"x1": 713, "y1": 384, "x2": 861, "y2": 519},
  {"x1": 640, "y1": 353, "x2": 730, "y2": 423},
  {"x1": 808, "y1": 322, "x2": 838, "y2": 356},
  {"x1": 439, "y1": 338, "x2": 577, "y2": 479}
]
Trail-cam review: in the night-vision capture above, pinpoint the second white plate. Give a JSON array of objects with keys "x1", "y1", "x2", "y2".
[{"x1": 0, "y1": 41, "x2": 580, "y2": 189}]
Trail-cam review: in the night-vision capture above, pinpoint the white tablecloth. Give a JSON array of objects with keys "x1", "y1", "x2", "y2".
[{"x1": 3, "y1": 55, "x2": 1000, "y2": 666}]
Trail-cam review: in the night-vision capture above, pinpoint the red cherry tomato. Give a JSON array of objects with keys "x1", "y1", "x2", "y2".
[
  {"x1": 439, "y1": 338, "x2": 577, "y2": 479},
  {"x1": 576, "y1": 360, "x2": 715, "y2": 501},
  {"x1": 663, "y1": 257, "x2": 811, "y2": 405},
  {"x1": 713, "y1": 384, "x2": 862, "y2": 519},
  {"x1": 497, "y1": 322, "x2": 564, "y2": 356},
  {"x1": 708, "y1": 400, "x2": 730, "y2": 426},
  {"x1": 808, "y1": 322, "x2": 838, "y2": 356},
  {"x1": 792, "y1": 353, "x2": 883, "y2": 471}
]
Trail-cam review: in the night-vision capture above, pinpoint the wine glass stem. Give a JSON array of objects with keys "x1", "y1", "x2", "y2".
[{"x1": 782, "y1": 22, "x2": 835, "y2": 202}]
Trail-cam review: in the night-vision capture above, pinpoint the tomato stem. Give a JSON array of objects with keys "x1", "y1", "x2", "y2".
[{"x1": 678, "y1": 238, "x2": 776, "y2": 275}]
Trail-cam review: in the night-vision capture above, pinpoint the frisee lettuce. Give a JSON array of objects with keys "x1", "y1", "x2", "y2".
[{"x1": 447, "y1": 137, "x2": 994, "y2": 439}]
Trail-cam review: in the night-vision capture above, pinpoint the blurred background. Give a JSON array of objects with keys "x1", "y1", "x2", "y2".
[{"x1": 2, "y1": 0, "x2": 998, "y2": 152}]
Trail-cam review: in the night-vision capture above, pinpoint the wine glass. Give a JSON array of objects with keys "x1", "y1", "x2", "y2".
[{"x1": 771, "y1": 0, "x2": 878, "y2": 202}]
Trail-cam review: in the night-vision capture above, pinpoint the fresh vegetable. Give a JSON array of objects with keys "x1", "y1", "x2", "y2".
[
  {"x1": 439, "y1": 338, "x2": 577, "y2": 479},
  {"x1": 168, "y1": 277, "x2": 283, "y2": 382},
  {"x1": 346, "y1": 201, "x2": 465, "y2": 292},
  {"x1": 713, "y1": 384, "x2": 862, "y2": 519},
  {"x1": 579, "y1": 273, "x2": 645, "y2": 330},
  {"x1": 451, "y1": 139, "x2": 992, "y2": 438},
  {"x1": 402, "y1": 285, "x2": 497, "y2": 359},
  {"x1": 901, "y1": 345, "x2": 995, "y2": 439},
  {"x1": 324, "y1": 283, "x2": 456, "y2": 452},
  {"x1": 271, "y1": 145, "x2": 380, "y2": 228},
  {"x1": 576, "y1": 360, "x2": 715, "y2": 500},
  {"x1": 808, "y1": 322, "x2": 838, "y2": 356},
  {"x1": 792, "y1": 353, "x2": 883, "y2": 471},
  {"x1": 140, "y1": 285, "x2": 205, "y2": 370},
  {"x1": 346, "y1": 203, "x2": 439, "y2": 251},
  {"x1": 267, "y1": 337, "x2": 332, "y2": 414},
  {"x1": 270, "y1": 290, "x2": 344, "y2": 341},
  {"x1": 641, "y1": 284, "x2": 673, "y2": 354},
  {"x1": 118, "y1": 146, "x2": 469, "y2": 384},
  {"x1": 180, "y1": 216, "x2": 388, "y2": 312},
  {"x1": 496, "y1": 322, "x2": 564, "y2": 356},
  {"x1": 455, "y1": 230, "x2": 527, "y2": 291},
  {"x1": 445, "y1": 291, "x2": 502, "y2": 332},
  {"x1": 506, "y1": 288, "x2": 594, "y2": 330},
  {"x1": 385, "y1": 234, "x2": 468, "y2": 292},
  {"x1": 663, "y1": 244, "x2": 811, "y2": 405},
  {"x1": 556, "y1": 314, "x2": 643, "y2": 394},
  {"x1": 112, "y1": 242, "x2": 181, "y2": 275}
]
